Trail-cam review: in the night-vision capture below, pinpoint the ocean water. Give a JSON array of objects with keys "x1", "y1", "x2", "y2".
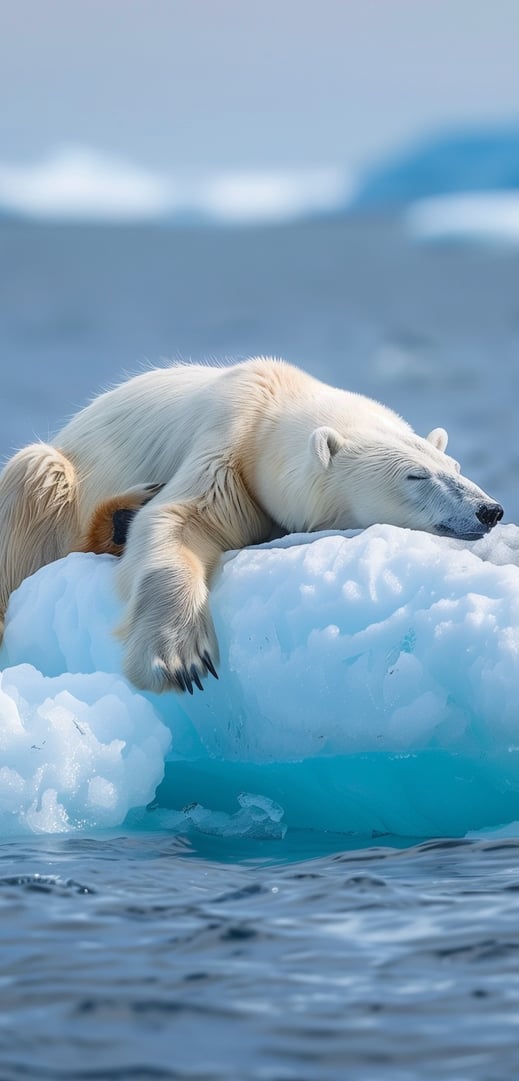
[
  {"x1": 1, "y1": 215, "x2": 519, "y2": 1078},
  {"x1": 2, "y1": 831, "x2": 519, "y2": 1081}
]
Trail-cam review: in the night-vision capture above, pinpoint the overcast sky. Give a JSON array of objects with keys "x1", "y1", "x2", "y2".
[{"x1": 2, "y1": 0, "x2": 519, "y2": 173}]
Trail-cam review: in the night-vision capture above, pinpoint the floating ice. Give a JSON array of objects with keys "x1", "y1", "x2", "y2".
[
  {"x1": 2, "y1": 525, "x2": 519, "y2": 838},
  {"x1": 194, "y1": 169, "x2": 349, "y2": 225},
  {"x1": 406, "y1": 192, "x2": 519, "y2": 245},
  {"x1": 128, "y1": 792, "x2": 287, "y2": 840},
  {"x1": 0, "y1": 148, "x2": 175, "y2": 223},
  {"x1": 0, "y1": 664, "x2": 170, "y2": 835},
  {"x1": 0, "y1": 147, "x2": 350, "y2": 226},
  {"x1": 5, "y1": 128, "x2": 519, "y2": 227}
]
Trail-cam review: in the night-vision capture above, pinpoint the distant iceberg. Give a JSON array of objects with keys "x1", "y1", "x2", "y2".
[
  {"x1": 0, "y1": 148, "x2": 174, "y2": 223},
  {"x1": 405, "y1": 192, "x2": 519, "y2": 244},
  {"x1": 0, "y1": 146, "x2": 350, "y2": 226},
  {"x1": 5, "y1": 129, "x2": 519, "y2": 228},
  {"x1": 2, "y1": 525, "x2": 519, "y2": 838},
  {"x1": 353, "y1": 128, "x2": 519, "y2": 206}
]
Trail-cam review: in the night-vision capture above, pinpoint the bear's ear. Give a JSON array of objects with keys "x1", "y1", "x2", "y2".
[
  {"x1": 309, "y1": 426, "x2": 345, "y2": 469},
  {"x1": 426, "y1": 427, "x2": 448, "y2": 453}
]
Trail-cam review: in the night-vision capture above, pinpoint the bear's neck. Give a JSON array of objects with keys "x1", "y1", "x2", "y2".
[{"x1": 244, "y1": 403, "x2": 341, "y2": 533}]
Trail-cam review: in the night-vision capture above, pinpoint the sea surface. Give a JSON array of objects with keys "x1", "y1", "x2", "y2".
[{"x1": 1, "y1": 216, "x2": 519, "y2": 1079}]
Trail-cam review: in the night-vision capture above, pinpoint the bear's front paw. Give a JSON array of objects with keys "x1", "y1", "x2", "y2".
[{"x1": 122, "y1": 608, "x2": 220, "y2": 695}]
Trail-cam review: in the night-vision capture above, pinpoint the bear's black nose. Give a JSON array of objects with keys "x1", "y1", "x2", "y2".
[{"x1": 476, "y1": 503, "x2": 504, "y2": 529}]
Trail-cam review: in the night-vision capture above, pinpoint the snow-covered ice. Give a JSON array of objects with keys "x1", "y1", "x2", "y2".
[{"x1": 2, "y1": 525, "x2": 519, "y2": 838}]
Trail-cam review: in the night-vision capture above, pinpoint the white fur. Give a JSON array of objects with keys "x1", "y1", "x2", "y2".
[{"x1": 0, "y1": 357, "x2": 501, "y2": 692}]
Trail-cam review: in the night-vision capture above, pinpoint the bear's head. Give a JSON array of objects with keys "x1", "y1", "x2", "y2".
[{"x1": 308, "y1": 424, "x2": 503, "y2": 539}]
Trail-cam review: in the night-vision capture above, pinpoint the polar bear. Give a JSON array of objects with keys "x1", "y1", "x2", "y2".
[{"x1": 0, "y1": 357, "x2": 503, "y2": 693}]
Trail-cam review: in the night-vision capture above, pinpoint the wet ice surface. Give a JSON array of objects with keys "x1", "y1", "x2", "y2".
[{"x1": 1, "y1": 832, "x2": 519, "y2": 1081}]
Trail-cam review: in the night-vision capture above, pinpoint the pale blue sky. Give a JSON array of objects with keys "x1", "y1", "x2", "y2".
[{"x1": 2, "y1": 0, "x2": 519, "y2": 172}]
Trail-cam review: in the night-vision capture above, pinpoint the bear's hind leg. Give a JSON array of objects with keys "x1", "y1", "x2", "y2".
[{"x1": 0, "y1": 443, "x2": 80, "y2": 641}]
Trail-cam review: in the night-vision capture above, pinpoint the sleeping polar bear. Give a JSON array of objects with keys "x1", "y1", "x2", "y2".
[{"x1": 0, "y1": 357, "x2": 503, "y2": 693}]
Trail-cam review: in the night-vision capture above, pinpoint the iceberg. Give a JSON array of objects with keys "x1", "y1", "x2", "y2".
[
  {"x1": 0, "y1": 147, "x2": 175, "y2": 223},
  {"x1": 405, "y1": 192, "x2": 519, "y2": 245},
  {"x1": 2, "y1": 525, "x2": 519, "y2": 838},
  {"x1": 5, "y1": 128, "x2": 519, "y2": 227},
  {"x1": 0, "y1": 147, "x2": 350, "y2": 226},
  {"x1": 353, "y1": 128, "x2": 519, "y2": 207}
]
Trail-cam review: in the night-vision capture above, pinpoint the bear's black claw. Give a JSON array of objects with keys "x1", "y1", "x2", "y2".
[
  {"x1": 203, "y1": 652, "x2": 219, "y2": 680},
  {"x1": 174, "y1": 668, "x2": 186, "y2": 693},
  {"x1": 191, "y1": 665, "x2": 204, "y2": 692},
  {"x1": 182, "y1": 668, "x2": 194, "y2": 695}
]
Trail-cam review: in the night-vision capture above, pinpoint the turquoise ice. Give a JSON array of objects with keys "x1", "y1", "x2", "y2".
[{"x1": 2, "y1": 523, "x2": 519, "y2": 837}]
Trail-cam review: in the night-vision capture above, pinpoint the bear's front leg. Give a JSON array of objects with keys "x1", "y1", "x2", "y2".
[{"x1": 116, "y1": 501, "x2": 226, "y2": 694}]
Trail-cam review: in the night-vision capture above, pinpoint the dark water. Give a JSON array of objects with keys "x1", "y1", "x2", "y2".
[
  {"x1": 2, "y1": 832, "x2": 519, "y2": 1080},
  {"x1": 1, "y1": 216, "x2": 519, "y2": 1078}
]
